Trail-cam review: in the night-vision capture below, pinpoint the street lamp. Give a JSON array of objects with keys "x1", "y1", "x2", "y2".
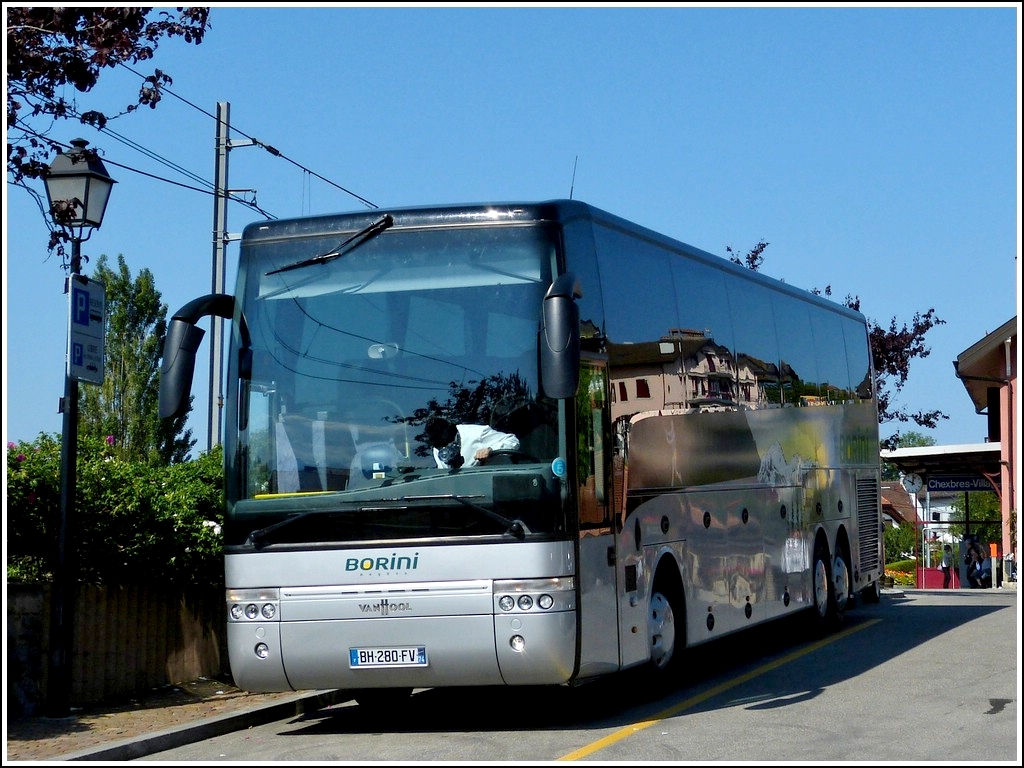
[
  {"x1": 42, "y1": 138, "x2": 115, "y2": 717},
  {"x1": 43, "y1": 138, "x2": 116, "y2": 272}
]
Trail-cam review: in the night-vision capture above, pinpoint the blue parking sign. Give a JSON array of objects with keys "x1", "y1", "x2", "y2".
[{"x1": 67, "y1": 277, "x2": 105, "y2": 383}]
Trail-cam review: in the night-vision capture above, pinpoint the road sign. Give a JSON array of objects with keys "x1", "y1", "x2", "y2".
[
  {"x1": 926, "y1": 475, "x2": 995, "y2": 492},
  {"x1": 67, "y1": 276, "x2": 105, "y2": 384}
]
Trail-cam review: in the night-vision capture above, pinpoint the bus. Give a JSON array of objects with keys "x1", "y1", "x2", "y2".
[{"x1": 159, "y1": 200, "x2": 883, "y2": 704}]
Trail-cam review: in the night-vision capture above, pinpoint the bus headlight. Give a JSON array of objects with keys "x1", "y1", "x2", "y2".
[
  {"x1": 227, "y1": 588, "x2": 280, "y2": 622},
  {"x1": 494, "y1": 577, "x2": 574, "y2": 613}
]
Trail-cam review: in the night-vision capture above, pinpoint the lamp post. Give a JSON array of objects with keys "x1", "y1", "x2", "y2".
[{"x1": 42, "y1": 138, "x2": 115, "y2": 717}]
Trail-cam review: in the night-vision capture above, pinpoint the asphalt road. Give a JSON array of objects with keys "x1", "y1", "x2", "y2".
[{"x1": 136, "y1": 587, "x2": 1020, "y2": 763}]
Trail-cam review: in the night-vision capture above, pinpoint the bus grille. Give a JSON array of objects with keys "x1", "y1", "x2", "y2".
[{"x1": 857, "y1": 477, "x2": 881, "y2": 572}]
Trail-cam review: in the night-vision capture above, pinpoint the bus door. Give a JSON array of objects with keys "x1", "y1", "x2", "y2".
[{"x1": 574, "y1": 361, "x2": 620, "y2": 679}]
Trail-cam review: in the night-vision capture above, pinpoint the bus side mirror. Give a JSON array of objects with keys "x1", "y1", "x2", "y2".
[
  {"x1": 540, "y1": 273, "x2": 582, "y2": 400},
  {"x1": 159, "y1": 318, "x2": 205, "y2": 420},
  {"x1": 158, "y1": 293, "x2": 251, "y2": 422}
]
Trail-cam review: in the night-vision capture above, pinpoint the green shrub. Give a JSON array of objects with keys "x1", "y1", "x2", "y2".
[
  {"x1": 6, "y1": 435, "x2": 224, "y2": 587},
  {"x1": 886, "y1": 559, "x2": 916, "y2": 573}
]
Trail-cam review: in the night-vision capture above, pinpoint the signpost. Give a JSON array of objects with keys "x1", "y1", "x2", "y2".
[
  {"x1": 926, "y1": 475, "x2": 996, "y2": 493},
  {"x1": 67, "y1": 275, "x2": 105, "y2": 384}
]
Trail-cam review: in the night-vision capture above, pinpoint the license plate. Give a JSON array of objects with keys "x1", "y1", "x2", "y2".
[{"x1": 349, "y1": 646, "x2": 428, "y2": 668}]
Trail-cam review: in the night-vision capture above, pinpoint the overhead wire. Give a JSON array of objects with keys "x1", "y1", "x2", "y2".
[
  {"x1": 118, "y1": 62, "x2": 378, "y2": 210},
  {"x1": 12, "y1": 61, "x2": 377, "y2": 231},
  {"x1": 11, "y1": 116, "x2": 276, "y2": 220}
]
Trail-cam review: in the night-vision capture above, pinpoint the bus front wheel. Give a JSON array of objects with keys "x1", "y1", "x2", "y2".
[
  {"x1": 644, "y1": 581, "x2": 685, "y2": 690},
  {"x1": 648, "y1": 590, "x2": 677, "y2": 671}
]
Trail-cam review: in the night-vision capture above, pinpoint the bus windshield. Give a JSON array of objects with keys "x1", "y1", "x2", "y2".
[{"x1": 223, "y1": 220, "x2": 563, "y2": 546}]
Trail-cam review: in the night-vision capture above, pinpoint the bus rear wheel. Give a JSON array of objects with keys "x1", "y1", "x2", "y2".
[
  {"x1": 861, "y1": 579, "x2": 882, "y2": 603},
  {"x1": 810, "y1": 538, "x2": 837, "y2": 635},
  {"x1": 832, "y1": 547, "x2": 851, "y2": 616}
]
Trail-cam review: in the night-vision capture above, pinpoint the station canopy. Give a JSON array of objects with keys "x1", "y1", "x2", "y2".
[{"x1": 880, "y1": 443, "x2": 1002, "y2": 494}]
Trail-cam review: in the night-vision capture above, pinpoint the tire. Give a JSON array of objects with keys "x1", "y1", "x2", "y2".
[
  {"x1": 861, "y1": 579, "x2": 882, "y2": 604},
  {"x1": 832, "y1": 546, "x2": 851, "y2": 616},
  {"x1": 643, "y1": 580, "x2": 685, "y2": 692},
  {"x1": 810, "y1": 538, "x2": 838, "y2": 635}
]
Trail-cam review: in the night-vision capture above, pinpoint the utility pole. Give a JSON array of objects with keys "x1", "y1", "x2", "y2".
[{"x1": 209, "y1": 101, "x2": 230, "y2": 451}]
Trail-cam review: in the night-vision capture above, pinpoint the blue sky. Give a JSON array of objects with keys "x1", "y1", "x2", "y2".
[{"x1": 4, "y1": 4, "x2": 1020, "y2": 455}]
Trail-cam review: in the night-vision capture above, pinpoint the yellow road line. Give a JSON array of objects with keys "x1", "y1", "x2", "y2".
[{"x1": 558, "y1": 618, "x2": 881, "y2": 761}]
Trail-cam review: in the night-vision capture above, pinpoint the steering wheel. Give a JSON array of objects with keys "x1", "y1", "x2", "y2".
[{"x1": 479, "y1": 449, "x2": 540, "y2": 465}]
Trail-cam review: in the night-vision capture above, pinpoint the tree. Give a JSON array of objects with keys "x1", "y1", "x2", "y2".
[
  {"x1": 6, "y1": 7, "x2": 210, "y2": 265},
  {"x1": 949, "y1": 491, "x2": 1001, "y2": 545},
  {"x1": 727, "y1": 242, "x2": 946, "y2": 449},
  {"x1": 7, "y1": 436, "x2": 224, "y2": 587},
  {"x1": 880, "y1": 431, "x2": 936, "y2": 480},
  {"x1": 884, "y1": 520, "x2": 917, "y2": 565},
  {"x1": 79, "y1": 254, "x2": 194, "y2": 464}
]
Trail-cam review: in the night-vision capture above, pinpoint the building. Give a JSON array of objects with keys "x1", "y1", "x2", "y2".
[{"x1": 882, "y1": 316, "x2": 1017, "y2": 584}]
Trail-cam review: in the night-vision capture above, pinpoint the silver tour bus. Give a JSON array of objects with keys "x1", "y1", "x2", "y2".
[{"x1": 160, "y1": 200, "x2": 883, "y2": 706}]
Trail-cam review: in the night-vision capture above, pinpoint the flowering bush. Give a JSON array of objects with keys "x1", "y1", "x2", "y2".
[
  {"x1": 884, "y1": 558, "x2": 918, "y2": 586},
  {"x1": 884, "y1": 568, "x2": 917, "y2": 586},
  {"x1": 6, "y1": 435, "x2": 225, "y2": 587}
]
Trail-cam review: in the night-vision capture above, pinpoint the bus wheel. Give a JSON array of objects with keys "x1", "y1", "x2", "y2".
[
  {"x1": 645, "y1": 583, "x2": 685, "y2": 690},
  {"x1": 861, "y1": 579, "x2": 882, "y2": 603},
  {"x1": 352, "y1": 687, "x2": 413, "y2": 710},
  {"x1": 648, "y1": 590, "x2": 677, "y2": 671},
  {"x1": 810, "y1": 539, "x2": 836, "y2": 634},
  {"x1": 832, "y1": 549, "x2": 851, "y2": 615}
]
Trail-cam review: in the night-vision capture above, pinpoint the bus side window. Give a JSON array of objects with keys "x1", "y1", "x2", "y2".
[{"x1": 578, "y1": 363, "x2": 611, "y2": 528}]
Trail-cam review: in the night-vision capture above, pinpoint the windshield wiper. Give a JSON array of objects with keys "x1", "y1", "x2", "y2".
[
  {"x1": 266, "y1": 213, "x2": 394, "y2": 276},
  {"x1": 245, "y1": 511, "x2": 317, "y2": 549},
  {"x1": 405, "y1": 493, "x2": 529, "y2": 540},
  {"x1": 245, "y1": 491, "x2": 529, "y2": 548}
]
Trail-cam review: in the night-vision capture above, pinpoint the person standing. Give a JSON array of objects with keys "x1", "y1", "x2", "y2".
[{"x1": 940, "y1": 544, "x2": 953, "y2": 589}]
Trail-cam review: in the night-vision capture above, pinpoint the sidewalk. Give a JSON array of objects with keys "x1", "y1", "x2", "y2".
[{"x1": 5, "y1": 677, "x2": 345, "y2": 762}]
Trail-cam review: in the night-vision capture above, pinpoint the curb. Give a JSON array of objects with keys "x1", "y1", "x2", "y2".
[{"x1": 62, "y1": 690, "x2": 345, "y2": 761}]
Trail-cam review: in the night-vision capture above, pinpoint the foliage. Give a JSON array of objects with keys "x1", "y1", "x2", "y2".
[
  {"x1": 948, "y1": 491, "x2": 1001, "y2": 545},
  {"x1": 399, "y1": 372, "x2": 536, "y2": 458},
  {"x1": 884, "y1": 560, "x2": 918, "y2": 586},
  {"x1": 880, "y1": 431, "x2": 936, "y2": 480},
  {"x1": 865, "y1": 308, "x2": 947, "y2": 449},
  {"x1": 886, "y1": 558, "x2": 917, "y2": 573},
  {"x1": 728, "y1": 243, "x2": 946, "y2": 449},
  {"x1": 78, "y1": 254, "x2": 194, "y2": 464},
  {"x1": 6, "y1": 435, "x2": 224, "y2": 587},
  {"x1": 884, "y1": 522, "x2": 917, "y2": 564},
  {"x1": 6, "y1": 6, "x2": 210, "y2": 263}
]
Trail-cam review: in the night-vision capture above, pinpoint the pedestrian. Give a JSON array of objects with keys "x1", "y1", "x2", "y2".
[
  {"x1": 940, "y1": 544, "x2": 953, "y2": 588},
  {"x1": 965, "y1": 538, "x2": 990, "y2": 588}
]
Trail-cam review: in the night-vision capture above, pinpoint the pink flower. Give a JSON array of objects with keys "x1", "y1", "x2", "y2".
[
  {"x1": 16, "y1": 453, "x2": 26, "y2": 462},
  {"x1": 105, "y1": 435, "x2": 115, "y2": 446},
  {"x1": 7, "y1": 442, "x2": 15, "y2": 450}
]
